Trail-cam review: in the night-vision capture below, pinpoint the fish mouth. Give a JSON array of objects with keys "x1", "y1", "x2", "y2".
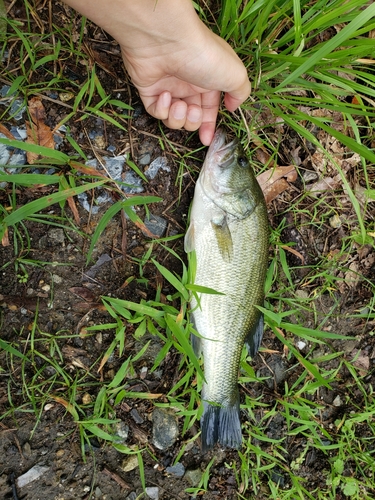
[{"x1": 208, "y1": 129, "x2": 238, "y2": 167}]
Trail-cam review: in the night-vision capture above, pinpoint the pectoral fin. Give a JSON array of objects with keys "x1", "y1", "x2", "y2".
[
  {"x1": 184, "y1": 222, "x2": 195, "y2": 253},
  {"x1": 211, "y1": 216, "x2": 233, "y2": 262},
  {"x1": 245, "y1": 313, "x2": 264, "y2": 358}
]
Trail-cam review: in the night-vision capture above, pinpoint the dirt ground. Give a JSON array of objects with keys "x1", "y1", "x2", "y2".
[{"x1": 1, "y1": 2, "x2": 375, "y2": 500}]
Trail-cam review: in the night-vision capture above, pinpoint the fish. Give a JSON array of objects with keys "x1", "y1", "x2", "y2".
[{"x1": 184, "y1": 129, "x2": 269, "y2": 452}]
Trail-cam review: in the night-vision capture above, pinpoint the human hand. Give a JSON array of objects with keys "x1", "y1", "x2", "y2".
[
  {"x1": 61, "y1": 0, "x2": 250, "y2": 145},
  {"x1": 121, "y1": 26, "x2": 250, "y2": 146}
]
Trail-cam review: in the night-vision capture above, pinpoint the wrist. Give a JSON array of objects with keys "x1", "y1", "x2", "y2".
[{"x1": 62, "y1": 0, "x2": 202, "y2": 52}]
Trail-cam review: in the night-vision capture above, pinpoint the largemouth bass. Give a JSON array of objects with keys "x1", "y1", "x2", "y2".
[{"x1": 184, "y1": 129, "x2": 269, "y2": 451}]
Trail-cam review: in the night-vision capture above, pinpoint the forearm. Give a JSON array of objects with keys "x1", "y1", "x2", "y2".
[{"x1": 61, "y1": 0, "x2": 202, "y2": 52}]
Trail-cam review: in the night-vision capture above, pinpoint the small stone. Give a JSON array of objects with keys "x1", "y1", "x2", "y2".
[
  {"x1": 56, "y1": 449, "x2": 65, "y2": 458},
  {"x1": 165, "y1": 462, "x2": 185, "y2": 478},
  {"x1": 333, "y1": 395, "x2": 342, "y2": 407},
  {"x1": 257, "y1": 355, "x2": 287, "y2": 389},
  {"x1": 143, "y1": 214, "x2": 167, "y2": 238},
  {"x1": 138, "y1": 153, "x2": 151, "y2": 166},
  {"x1": 93, "y1": 135, "x2": 106, "y2": 149},
  {"x1": 95, "y1": 486, "x2": 103, "y2": 498},
  {"x1": 121, "y1": 455, "x2": 139, "y2": 472},
  {"x1": 52, "y1": 274, "x2": 63, "y2": 284},
  {"x1": 23, "y1": 442, "x2": 32, "y2": 458},
  {"x1": 130, "y1": 408, "x2": 144, "y2": 424},
  {"x1": 144, "y1": 156, "x2": 169, "y2": 179},
  {"x1": 329, "y1": 214, "x2": 342, "y2": 228},
  {"x1": 123, "y1": 171, "x2": 144, "y2": 194},
  {"x1": 184, "y1": 469, "x2": 202, "y2": 487},
  {"x1": 145, "y1": 486, "x2": 159, "y2": 500},
  {"x1": 48, "y1": 228, "x2": 65, "y2": 245},
  {"x1": 41, "y1": 284, "x2": 51, "y2": 292},
  {"x1": 295, "y1": 289, "x2": 309, "y2": 299},
  {"x1": 82, "y1": 393, "x2": 92, "y2": 405},
  {"x1": 59, "y1": 92, "x2": 75, "y2": 102},
  {"x1": 125, "y1": 493, "x2": 137, "y2": 500},
  {"x1": 114, "y1": 421, "x2": 129, "y2": 443},
  {"x1": 296, "y1": 340, "x2": 307, "y2": 350},
  {"x1": 16, "y1": 465, "x2": 49, "y2": 489},
  {"x1": 152, "y1": 408, "x2": 179, "y2": 450}
]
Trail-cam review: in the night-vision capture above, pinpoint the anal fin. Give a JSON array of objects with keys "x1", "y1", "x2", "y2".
[{"x1": 245, "y1": 313, "x2": 264, "y2": 358}]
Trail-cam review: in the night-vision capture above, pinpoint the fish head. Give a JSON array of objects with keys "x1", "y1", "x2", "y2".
[{"x1": 201, "y1": 129, "x2": 263, "y2": 218}]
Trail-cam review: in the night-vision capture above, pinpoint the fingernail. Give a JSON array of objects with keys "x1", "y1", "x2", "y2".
[
  {"x1": 160, "y1": 92, "x2": 171, "y2": 108},
  {"x1": 173, "y1": 105, "x2": 186, "y2": 121},
  {"x1": 187, "y1": 107, "x2": 202, "y2": 124}
]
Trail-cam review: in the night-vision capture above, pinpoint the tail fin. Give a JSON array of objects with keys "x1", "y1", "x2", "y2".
[{"x1": 200, "y1": 399, "x2": 242, "y2": 452}]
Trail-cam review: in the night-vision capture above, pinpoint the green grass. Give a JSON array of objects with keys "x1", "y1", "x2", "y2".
[{"x1": 1, "y1": 0, "x2": 375, "y2": 498}]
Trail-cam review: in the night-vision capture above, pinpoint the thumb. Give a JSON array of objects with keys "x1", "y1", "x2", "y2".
[{"x1": 224, "y1": 79, "x2": 251, "y2": 112}]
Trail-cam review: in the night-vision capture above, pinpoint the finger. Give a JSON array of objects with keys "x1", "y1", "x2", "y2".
[
  {"x1": 143, "y1": 91, "x2": 171, "y2": 121},
  {"x1": 224, "y1": 78, "x2": 251, "y2": 112},
  {"x1": 199, "y1": 90, "x2": 221, "y2": 146},
  {"x1": 162, "y1": 100, "x2": 188, "y2": 129}
]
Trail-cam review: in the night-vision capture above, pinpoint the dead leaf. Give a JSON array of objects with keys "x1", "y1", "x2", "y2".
[
  {"x1": 69, "y1": 286, "x2": 99, "y2": 302},
  {"x1": 1, "y1": 228, "x2": 10, "y2": 247},
  {"x1": 25, "y1": 97, "x2": 55, "y2": 163},
  {"x1": 67, "y1": 197, "x2": 81, "y2": 225},
  {"x1": 0, "y1": 124, "x2": 16, "y2": 140},
  {"x1": 257, "y1": 165, "x2": 297, "y2": 204}
]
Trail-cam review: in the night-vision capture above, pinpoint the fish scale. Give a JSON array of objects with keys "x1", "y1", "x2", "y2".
[{"x1": 185, "y1": 129, "x2": 269, "y2": 451}]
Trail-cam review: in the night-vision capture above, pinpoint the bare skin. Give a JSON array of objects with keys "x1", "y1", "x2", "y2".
[{"x1": 62, "y1": 0, "x2": 251, "y2": 145}]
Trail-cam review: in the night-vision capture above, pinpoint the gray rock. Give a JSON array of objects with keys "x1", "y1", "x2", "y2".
[
  {"x1": 126, "y1": 493, "x2": 137, "y2": 500},
  {"x1": 143, "y1": 214, "x2": 167, "y2": 238},
  {"x1": 139, "y1": 153, "x2": 151, "y2": 166},
  {"x1": 48, "y1": 228, "x2": 65, "y2": 246},
  {"x1": 121, "y1": 455, "x2": 138, "y2": 472},
  {"x1": 113, "y1": 421, "x2": 129, "y2": 443},
  {"x1": 16, "y1": 465, "x2": 49, "y2": 489},
  {"x1": 184, "y1": 468, "x2": 202, "y2": 487},
  {"x1": 130, "y1": 408, "x2": 144, "y2": 424},
  {"x1": 165, "y1": 462, "x2": 185, "y2": 478},
  {"x1": 123, "y1": 170, "x2": 144, "y2": 194},
  {"x1": 145, "y1": 487, "x2": 159, "y2": 500},
  {"x1": 152, "y1": 408, "x2": 179, "y2": 450},
  {"x1": 144, "y1": 156, "x2": 170, "y2": 179},
  {"x1": 257, "y1": 355, "x2": 288, "y2": 389}
]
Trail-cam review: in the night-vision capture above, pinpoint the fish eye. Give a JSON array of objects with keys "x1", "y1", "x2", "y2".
[{"x1": 237, "y1": 156, "x2": 248, "y2": 168}]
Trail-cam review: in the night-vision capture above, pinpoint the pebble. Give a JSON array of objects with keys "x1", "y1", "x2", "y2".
[
  {"x1": 121, "y1": 455, "x2": 138, "y2": 472},
  {"x1": 143, "y1": 214, "x2": 167, "y2": 238},
  {"x1": 52, "y1": 274, "x2": 62, "y2": 284},
  {"x1": 144, "y1": 156, "x2": 170, "y2": 180},
  {"x1": 95, "y1": 486, "x2": 103, "y2": 498},
  {"x1": 333, "y1": 395, "x2": 342, "y2": 407},
  {"x1": 145, "y1": 486, "x2": 159, "y2": 499},
  {"x1": 22, "y1": 442, "x2": 32, "y2": 458},
  {"x1": 139, "y1": 153, "x2": 151, "y2": 166},
  {"x1": 165, "y1": 462, "x2": 185, "y2": 478},
  {"x1": 184, "y1": 468, "x2": 202, "y2": 487},
  {"x1": 130, "y1": 408, "x2": 144, "y2": 424},
  {"x1": 114, "y1": 421, "x2": 129, "y2": 443},
  {"x1": 123, "y1": 171, "x2": 144, "y2": 194},
  {"x1": 152, "y1": 408, "x2": 179, "y2": 450},
  {"x1": 125, "y1": 492, "x2": 137, "y2": 500},
  {"x1": 258, "y1": 355, "x2": 287, "y2": 389},
  {"x1": 16, "y1": 465, "x2": 49, "y2": 488},
  {"x1": 329, "y1": 214, "x2": 342, "y2": 228},
  {"x1": 48, "y1": 228, "x2": 65, "y2": 245}
]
